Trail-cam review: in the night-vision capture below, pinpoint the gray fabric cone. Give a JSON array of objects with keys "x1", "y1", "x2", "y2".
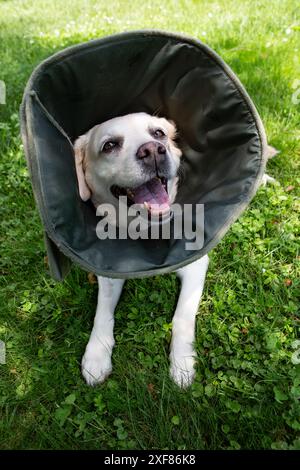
[{"x1": 20, "y1": 30, "x2": 268, "y2": 280}]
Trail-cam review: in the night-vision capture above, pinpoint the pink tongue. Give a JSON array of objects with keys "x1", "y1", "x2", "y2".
[{"x1": 132, "y1": 178, "x2": 170, "y2": 214}]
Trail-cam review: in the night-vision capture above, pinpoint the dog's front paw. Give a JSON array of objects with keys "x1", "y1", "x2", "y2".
[
  {"x1": 169, "y1": 353, "x2": 196, "y2": 389},
  {"x1": 81, "y1": 344, "x2": 112, "y2": 386}
]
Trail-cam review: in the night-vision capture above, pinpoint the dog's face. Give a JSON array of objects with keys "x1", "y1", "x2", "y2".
[{"x1": 74, "y1": 112, "x2": 182, "y2": 215}]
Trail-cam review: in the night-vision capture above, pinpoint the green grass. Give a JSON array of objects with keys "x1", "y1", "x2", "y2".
[{"x1": 0, "y1": 0, "x2": 300, "y2": 450}]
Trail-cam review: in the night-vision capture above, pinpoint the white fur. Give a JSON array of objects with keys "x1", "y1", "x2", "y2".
[
  {"x1": 82, "y1": 257, "x2": 209, "y2": 388},
  {"x1": 74, "y1": 113, "x2": 181, "y2": 209},
  {"x1": 76, "y1": 112, "x2": 276, "y2": 388},
  {"x1": 82, "y1": 277, "x2": 124, "y2": 385}
]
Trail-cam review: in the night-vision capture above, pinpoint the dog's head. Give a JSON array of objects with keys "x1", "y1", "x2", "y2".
[{"x1": 74, "y1": 112, "x2": 182, "y2": 215}]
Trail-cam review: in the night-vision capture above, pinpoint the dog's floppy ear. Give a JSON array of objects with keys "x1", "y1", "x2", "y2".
[
  {"x1": 160, "y1": 118, "x2": 178, "y2": 141},
  {"x1": 160, "y1": 118, "x2": 182, "y2": 158},
  {"x1": 73, "y1": 134, "x2": 91, "y2": 201}
]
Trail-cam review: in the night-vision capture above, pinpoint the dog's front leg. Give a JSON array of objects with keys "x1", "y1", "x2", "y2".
[
  {"x1": 82, "y1": 276, "x2": 125, "y2": 386},
  {"x1": 170, "y1": 255, "x2": 209, "y2": 388}
]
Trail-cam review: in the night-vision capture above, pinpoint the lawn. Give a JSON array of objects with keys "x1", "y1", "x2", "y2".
[{"x1": 0, "y1": 0, "x2": 299, "y2": 450}]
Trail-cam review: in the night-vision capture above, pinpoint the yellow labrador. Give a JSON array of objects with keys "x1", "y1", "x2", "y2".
[
  {"x1": 74, "y1": 112, "x2": 208, "y2": 388},
  {"x1": 74, "y1": 112, "x2": 275, "y2": 388}
]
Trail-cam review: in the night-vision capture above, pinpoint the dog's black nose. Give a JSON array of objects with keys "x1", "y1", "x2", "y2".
[{"x1": 136, "y1": 141, "x2": 166, "y2": 160}]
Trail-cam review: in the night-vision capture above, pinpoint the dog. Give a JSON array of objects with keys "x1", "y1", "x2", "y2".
[{"x1": 74, "y1": 112, "x2": 275, "y2": 388}]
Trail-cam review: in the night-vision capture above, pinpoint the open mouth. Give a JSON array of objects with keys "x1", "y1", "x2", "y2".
[{"x1": 111, "y1": 176, "x2": 170, "y2": 216}]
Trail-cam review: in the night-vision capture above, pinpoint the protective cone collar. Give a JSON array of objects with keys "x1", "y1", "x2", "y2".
[{"x1": 20, "y1": 30, "x2": 268, "y2": 280}]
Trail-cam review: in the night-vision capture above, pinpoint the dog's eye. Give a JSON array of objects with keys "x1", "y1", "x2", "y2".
[
  {"x1": 102, "y1": 141, "x2": 118, "y2": 152},
  {"x1": 153, "y1": 128, "x2": 166, "y2": 138}
]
